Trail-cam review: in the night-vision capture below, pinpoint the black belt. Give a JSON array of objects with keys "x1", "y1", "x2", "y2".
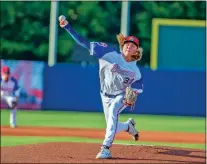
[{"x1": 101, "y1": 90, "x2": 122, "y2": 98}]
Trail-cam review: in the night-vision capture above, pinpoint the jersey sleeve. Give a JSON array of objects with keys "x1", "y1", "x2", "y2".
[
  {"x1": 64, "y1": 23, "x2": 117, "y2": 59},
  {"x1": 90, "y1": 42, "x2": 117, "y2": 59},
  {"x1": 11, "y1": 77, "x2": 20, "y2": 97},
  {"x1": 131, "y1": 78, "x2": 144, "y2": 94},
  {"x1": 64, "y1": 23, "x2": 90, "y2": 50}
]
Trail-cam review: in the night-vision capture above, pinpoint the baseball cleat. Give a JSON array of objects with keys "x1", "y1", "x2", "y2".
[
  {"x1": 126, "y1": 118, "x2": 139, "y2": 141},
  {"x1": 96, "y1": 147, "x2": 112, "y2": 159}
]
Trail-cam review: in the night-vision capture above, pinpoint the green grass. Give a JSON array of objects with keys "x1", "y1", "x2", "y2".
[
  {"x1": 1, "y1": 110, "x2": 205, "y2": 150},
  {"x1": 1, "y1": 136, "x2": 205, "y2": 150},
  {"x1": 1, "y1": 110, "x2": 205, "y2": 133}
]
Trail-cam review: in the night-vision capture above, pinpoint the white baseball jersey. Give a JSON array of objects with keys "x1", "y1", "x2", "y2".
[
  {"x1": 90, "y1": 42, "x2": 143, "y2": 95},
  {"x1": 64, "y1": 24, "x2": 144, "y2": 96},
  {"x1": 0, "y1": 77, "x2": 20, "y2": 97}
]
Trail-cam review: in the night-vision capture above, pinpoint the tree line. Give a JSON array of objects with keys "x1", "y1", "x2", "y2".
[{"x1": 1, "y1": 1, "x2": 206, "y2": 66}]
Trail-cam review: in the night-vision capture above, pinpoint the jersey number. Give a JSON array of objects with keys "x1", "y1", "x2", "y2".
[{"x1": 123, "y1": 77, "x2": 134, "y2": 84}]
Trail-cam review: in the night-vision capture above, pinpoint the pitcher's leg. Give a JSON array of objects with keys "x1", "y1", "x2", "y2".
[
  {"x1": 116, "y1": 106, "x2": 129, "y2": 133},
  {"x1": 116, "y1": 109, "x2": 139, "y2": 140},
  {"x1": 116, "y1": 122, "x2": 128, "y2": 133},
  {"x1": 96, "y1": 95, "x2": 116, "y2": 159},
  {"x1": 102, "y1": 95, "x2": 126, "y2": 148},
  {"x1": 6, "y1": 96, "x2": 18, "y2": 128},
  {"x1": 101, "y1": 94, "x2": 112, "y2": 124},
  {"x1": 10, "y1": 108, "x2": 17, "y2": 128}
]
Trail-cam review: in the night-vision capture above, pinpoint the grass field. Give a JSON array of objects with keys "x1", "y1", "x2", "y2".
[{"x1": 1, "y1": 109, "x2": 206, "y2": 149}]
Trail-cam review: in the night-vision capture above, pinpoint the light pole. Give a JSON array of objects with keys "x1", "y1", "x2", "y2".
[
  {"x1": 48, "y1": 1, "x2": 59, "y2": 66},
  {"x1": 120, "y1": 1, "x2": 131, "y2": 36}
]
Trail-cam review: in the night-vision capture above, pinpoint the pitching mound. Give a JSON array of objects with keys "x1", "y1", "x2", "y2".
[{"x1": 1, "y1": 142, "x2": 206, "y2": 163}]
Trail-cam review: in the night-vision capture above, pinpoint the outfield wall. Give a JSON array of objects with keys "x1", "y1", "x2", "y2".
[
  {"x1": 150, "y1": 19, "x2": 206, "y2": 71},
  {"x1": 42, "y1": 63, "x2": 206, "y2": 117}
]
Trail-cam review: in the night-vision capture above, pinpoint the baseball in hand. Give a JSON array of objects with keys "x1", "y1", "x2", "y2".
[{"x1": 58, "y1": 15, "x2": 66, "y2": 22}]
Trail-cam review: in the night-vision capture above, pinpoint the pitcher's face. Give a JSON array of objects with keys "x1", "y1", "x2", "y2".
[{"x1": 122, "y1": 42, "x2": 138, "y2": 61}]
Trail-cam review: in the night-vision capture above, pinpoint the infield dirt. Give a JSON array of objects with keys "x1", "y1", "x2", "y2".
[{"x1": 1, "y1": 126, "x2": 206, "y2": 163}]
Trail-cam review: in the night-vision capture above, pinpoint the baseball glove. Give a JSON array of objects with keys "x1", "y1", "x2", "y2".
[{"x1": 123, "y1": 86, "x2": 138, "y2": 106}]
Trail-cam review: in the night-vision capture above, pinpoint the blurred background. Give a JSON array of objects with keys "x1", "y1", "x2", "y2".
[{"x1": 1, "y1": 1, "x2": 206, "y2": 117}]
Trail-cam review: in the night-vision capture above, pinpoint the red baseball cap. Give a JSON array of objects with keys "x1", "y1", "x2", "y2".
[
  {"x1": 124, "y1": 36, "x2": 139, "y2": 47},
  {"x1": 1, "y1": 66, "x2": 10, "y2": 74}
]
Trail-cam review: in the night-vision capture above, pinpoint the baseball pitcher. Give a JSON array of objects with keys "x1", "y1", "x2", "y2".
[
  {"x1": 1, "y1": 66, "x2": 20, "y2": 128},
  {"x1": 59, "y1": 15, "x2": 144, "y2": 159}
]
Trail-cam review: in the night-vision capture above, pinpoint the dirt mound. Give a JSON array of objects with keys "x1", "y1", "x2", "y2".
[{"x1": 1, "y1": 142, "x2": 206, "y2": 163}]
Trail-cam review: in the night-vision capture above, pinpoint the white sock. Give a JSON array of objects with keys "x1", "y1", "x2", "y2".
[{"x1": 10, "y1": 108, "x2": 17, "y2": 125}]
